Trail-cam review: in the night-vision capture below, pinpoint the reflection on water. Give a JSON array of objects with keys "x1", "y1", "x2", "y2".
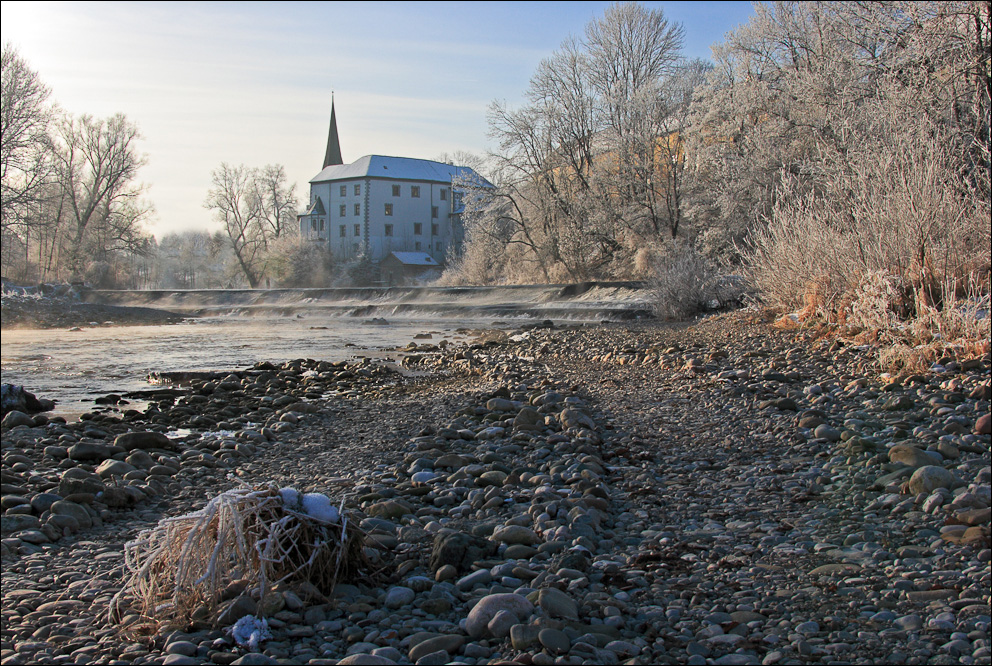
[{"x1": 0, "y1": 316, "x2": 492, "y2": 417}]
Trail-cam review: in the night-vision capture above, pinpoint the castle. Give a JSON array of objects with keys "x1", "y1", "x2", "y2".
[{"x1": 298, "y1": 101, "x2": 488, "y2": 278}]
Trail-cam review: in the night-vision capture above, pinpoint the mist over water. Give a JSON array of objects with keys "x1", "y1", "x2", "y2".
[
  {"x1": 0, "y1": 316, "x2": 491, "y2": 417},
  {"x1": 2, "y1": 283, "x2": 650, "y2": 418}
]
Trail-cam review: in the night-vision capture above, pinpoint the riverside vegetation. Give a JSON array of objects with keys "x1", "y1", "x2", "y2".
[{"x1": 1, "y1": 312, "x2": 990, "y2": 666}]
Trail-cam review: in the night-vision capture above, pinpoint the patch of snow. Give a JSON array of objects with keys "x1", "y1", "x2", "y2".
[
  {"x1": 301, "y1": 492, "x2": 339, "y2": 523},
  {"x1": 279, "y1": 487, "x2": 301, "y2": 510},
  {"x1": 228, "y1": 615, "x2": 271, "y2": 651}
]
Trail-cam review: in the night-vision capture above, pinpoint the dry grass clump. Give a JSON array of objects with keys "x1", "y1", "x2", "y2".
[
  {"x1": 746, "y1": 109, "x2": 990, "y2": 346},
  {"x1": 109, "y1": 484, "x2": 371, "y2": 633}
]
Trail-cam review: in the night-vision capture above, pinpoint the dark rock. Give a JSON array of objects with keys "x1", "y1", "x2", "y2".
[
  {"x1": 49, "y1": 500, "x2": 93, "y2": 529},
  {"x1": 67, "y1": 441, "x2": 113, "y2": 461},
  {"x1": 1, "y1": 514, "x2": 42, "y2": 534},
  {"x1": 217, "y1": 595, "x2": 257, "y2": 625},
  {"x1": 114, "y1": 431, "x2": 176, "y2": 451},
  {"x1": 100, "y1": 486, "x2": 136, "y2": 508},
  {"x1": 882, "y1": 395, "x2": 914, "y2": 411},
  {"x1": 30, "y1": 492, "x2": 62, "y2": 514},
  {"x1": 1, "y1": 410, "x2": 35, "y2": 429},
  {"x1": 59, "y1": 472, "x2": 105, "y2": 497},
  {"x1": 1, "y1": 384, "x2": 55, "y2": 416},
  {"x1": 429, "y1": 531, "x2": 496, "y2": 573}
]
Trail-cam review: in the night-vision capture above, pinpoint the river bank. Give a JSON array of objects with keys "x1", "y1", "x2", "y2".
[
  {"x1": 1, "y1": 287, "x2": 186, "y2": 330},
  {"x1": 1, "y1": 313, "x2": 990, "y2": 665}
]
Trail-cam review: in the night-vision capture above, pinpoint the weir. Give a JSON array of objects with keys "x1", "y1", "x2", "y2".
[{"x1": 81, "y1": 281, "x2": 654, "y2": 321}]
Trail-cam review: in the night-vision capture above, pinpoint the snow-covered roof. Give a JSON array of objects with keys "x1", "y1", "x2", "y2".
[
  {"x1": 385, "y1": 252, "x2": 441, "y2": 266},
  {"x1": 311, "y1": 155, "x2": 488, "y2": 185}
]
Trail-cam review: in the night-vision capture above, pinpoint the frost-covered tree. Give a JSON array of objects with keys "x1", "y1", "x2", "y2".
[
  {"x1": 688, "y1": 0, "x2": 991, "y2": 322},
  {"x1": 687, "y1": 1, "x2": 990, "y2": 263},
  {"x1": 453, "y1": 1, "x2": 693, "y2": 284},
  {"x1": 1, "y1": 44, "x2": 54, "y2": 237},
  {"x1": 204, "y1": 162, "x2": 298, "y2": 288}
]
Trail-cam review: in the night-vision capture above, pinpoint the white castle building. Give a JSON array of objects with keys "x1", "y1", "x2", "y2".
[{"x1": 299, "y1": 101, "x2": 488, "y2": 270}]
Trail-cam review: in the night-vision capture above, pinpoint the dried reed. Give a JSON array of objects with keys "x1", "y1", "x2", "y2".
[{"x1": 109, "y1": 484, "x2": 371, "y2": 632}]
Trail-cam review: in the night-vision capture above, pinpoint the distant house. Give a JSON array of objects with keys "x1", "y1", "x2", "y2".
[
  {"x1": 299, "y1": 100, "x2": 490, "y2": 270},
  {"x1": 379, "y1": 251, "x2": 442, "y2": 285}
]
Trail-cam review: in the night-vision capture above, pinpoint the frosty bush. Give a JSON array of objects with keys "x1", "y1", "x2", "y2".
[{"x1": 651, "y1": 240, "x2": 722, "y2": 320}]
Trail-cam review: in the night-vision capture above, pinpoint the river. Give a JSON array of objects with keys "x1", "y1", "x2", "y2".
[
  {"x1": 0, "y1": 315, "x2": 501, "y2": 418},
  {"x1": 2, "y1": 282, "x2": 652, "y2": 418}
]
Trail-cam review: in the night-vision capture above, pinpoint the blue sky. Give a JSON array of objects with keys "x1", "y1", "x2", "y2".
[{"x1": 1, "y1": 1, "x2": 755, "y2": 238}]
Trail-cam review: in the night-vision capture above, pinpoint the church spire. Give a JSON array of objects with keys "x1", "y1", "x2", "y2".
[{"x1": 323, "y1": 96, "x2": 343, "y2": 168}]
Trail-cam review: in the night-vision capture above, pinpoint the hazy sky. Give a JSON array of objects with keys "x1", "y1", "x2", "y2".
[{"x1": 1, "y1": 1, "x2": 755, "y2": 239}]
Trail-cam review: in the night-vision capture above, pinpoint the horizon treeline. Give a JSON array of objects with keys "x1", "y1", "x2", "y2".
[{"x1": 0, "y1": 44, "x2": 319, "y2": 289}]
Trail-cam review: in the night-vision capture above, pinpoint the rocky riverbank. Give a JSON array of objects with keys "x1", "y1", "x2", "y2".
[{"x1": 2, "y1": 313, "x2": 990, "y2": 666}]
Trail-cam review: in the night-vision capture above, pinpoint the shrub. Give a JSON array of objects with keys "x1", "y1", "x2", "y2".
[
  {"x1": 746, "y1": 115, "x2": 990, "y2": 340},
  {"x1": 650, "y1": 240, "x2": 722, "y2": 320}
]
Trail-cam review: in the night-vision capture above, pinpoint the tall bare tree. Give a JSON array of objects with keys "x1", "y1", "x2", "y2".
[
  {"x1": 52, "y1": 113, "x2": 151, "y2": 276},
  {"x1": 204, "y1": 162, "x2": 299, "y2": 288},
  {"x1": 1, "y1": 44, "x2": 54, "y2": 237},
  {"x1": 254, "y1": 164, "x2": 298, "y2": 241},
  {"x1": 204, "y1": 163, "x2": 267, "y2": 288}
]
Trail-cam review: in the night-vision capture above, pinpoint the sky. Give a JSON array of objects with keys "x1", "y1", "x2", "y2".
[{"x1": 1, "y1": 1, "x2": 755, "y2": 239}]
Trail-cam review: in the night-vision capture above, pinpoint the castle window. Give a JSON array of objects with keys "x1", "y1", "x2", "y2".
[
  {"x1": 354, "y1": 184, "x2": 361, "y2": 195},
  {"x1": 413, "y1": 223, "x2": 422, "y2": 235},
  {"x1": 354, "y1": 203, "x2": 360, "y2": 216},
  {"x1": 340, "y1": 185, "x2": 346, "y2": 197},
  {"x1": 384, "y1": 224, "x2": 393, "y2": 237},
  {"x1": 431, "y1": 223, "x2": 439, "y2": 235},
  {"x1": 392, "y1": 184, "x2": 401, "y2": 196},
  {"x1": 384, "y1": 204, "x2": 393, "y2": 216},
  {"x1": 339, "y1": 205, "x2": 346, "y2": 217},
  {"x1": 431, "y1": 206, "x2": 438, "y2": 219},
  {"x1": 439, "y1": 188, "x2": 447, "y2": 201},
  {"x1": 339, "y1": 225, "x2": 346, "y2": 238},
  {"x1": 318, "y1": 218, "x2": 325, "y2": 232},
  {"x1": 354, "y1": 224, "x2": 360, "y2": 236},
  {"x1": 411, "y1": 186, "x2": 420, "y2": 198}
]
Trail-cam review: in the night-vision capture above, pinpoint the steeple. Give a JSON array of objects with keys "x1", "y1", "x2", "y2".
[{"x1": 323, "y1": 96, "x2": 343, "y2": 168}]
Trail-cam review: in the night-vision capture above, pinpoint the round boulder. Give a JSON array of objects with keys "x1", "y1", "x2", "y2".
[
  {"x1": 907, "y1": 466, "x2": 958, "y2": 495},
  {"x1": 466, "y1": 593, "x2": 534, "y2": 638}
]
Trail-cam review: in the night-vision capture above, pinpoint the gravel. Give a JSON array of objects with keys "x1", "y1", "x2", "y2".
[{"x1": 2, "y1": 311, "x2": 989, "y2": 665}]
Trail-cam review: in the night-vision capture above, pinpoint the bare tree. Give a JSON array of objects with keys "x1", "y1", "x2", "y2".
[
  {"x1": 204, "y1": 163, "x2": 267, "y2": 288},
  {"x1": 203, "y1": 163, "x2": 301, "y2": 288},
  {"x1": 585, "y1": 1, "x2": 685, "y2": 135},
  {"x1": 52, "y1": 113, "x2": 151, "y2": 278},
  {"x1": 254, "y1": 164, "x2": 298, "y2": 241},
  {"x1": 451, "y1": 1, "x2": 688, "y2": 284},
  {"x1": 432, "y1": 150, "x2": 488, "y2": 174},
  {"x1": 1, "y1": 44, "x2": 54, "y2": 238}
]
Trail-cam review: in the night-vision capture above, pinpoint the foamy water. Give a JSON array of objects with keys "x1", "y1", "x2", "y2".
[{"x1": 0, "y1": 315, "x2": 496, "y2": 418}]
